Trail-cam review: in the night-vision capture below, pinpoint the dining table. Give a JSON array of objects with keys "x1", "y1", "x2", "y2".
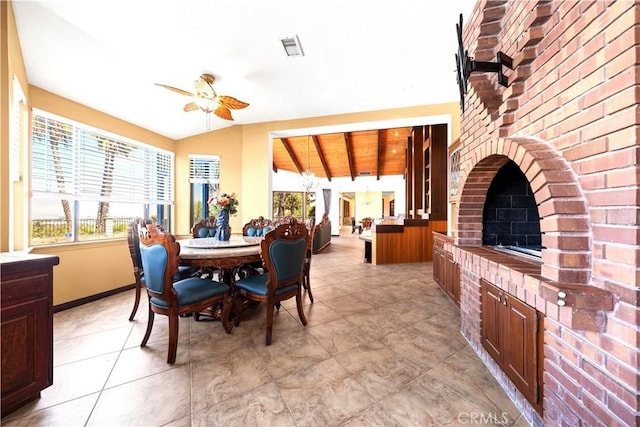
[
  {"x1": 177, "y1": 235, "x2": 262, "y2": 281},
  {"x1": 177, "y1": 235, "x2": 263, "y2": 321}
]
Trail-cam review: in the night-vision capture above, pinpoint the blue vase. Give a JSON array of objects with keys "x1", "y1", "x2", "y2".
[{"x1": 215, "y1": 209, "x2": 231, "y2": 241}]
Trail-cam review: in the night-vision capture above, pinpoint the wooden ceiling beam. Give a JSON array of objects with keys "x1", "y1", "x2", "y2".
[
  {"x1": 312, "y1": 135, "x2": 331, "y2": 181},
  {"x1": 376, "y1": 129, "x2": 383, "y2": 180},
  {"x1": 281, "y1": 137, "x2": 304, "y2": 174},
  {"x1": 344, "y1": 132, "x2": 356, "y2": 181}
]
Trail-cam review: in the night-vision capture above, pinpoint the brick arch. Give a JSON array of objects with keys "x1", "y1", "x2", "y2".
[{"x1": 456, "y1": 136, "x2": 592, "y2": 284}]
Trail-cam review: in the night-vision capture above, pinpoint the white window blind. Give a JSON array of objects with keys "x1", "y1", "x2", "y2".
[
  {"x1": 189, "y1": 155, "x2": 220, "y2": 184},
  {"x1": 31, "y1": 110, "x2": 173, "y2": 204}
]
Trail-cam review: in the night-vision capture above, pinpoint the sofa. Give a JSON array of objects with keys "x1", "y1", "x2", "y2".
[{"x1": 312, "y1": 214, "x2": 331, "y2": 254}]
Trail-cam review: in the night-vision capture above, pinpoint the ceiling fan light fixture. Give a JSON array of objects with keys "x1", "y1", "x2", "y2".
[
  {"x1": 194, "y1": 96, "x2": 217, "y2": 112},
  {"x1": 281, "y1": 35, "x2": 304, "y2": 57}
]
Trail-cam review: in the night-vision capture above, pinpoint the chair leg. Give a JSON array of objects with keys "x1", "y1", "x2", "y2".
[
  {"x1": 167, "y1": 314, "x2": 179, "y2": 364},
  {"x1": 220, "y1": 294, "x2": 233, "y2": 334},
  {"x1": 141, "y1": 306, "x2": 154, "y2": 347},
  {"x1": 128, "y1": 278, "x2": 141, "y2": 321},
  {"x1": 303, "y1": 266, "x2": 314, "y2": 303},
  {"x1": 232, "y1": 292, "x2": 243, "y2": 327},
  {"x1": 296, "y1": 290, "x2": 308, "y2": 326},
  {"x1": 265, "y1": 302, "x2": 274, "y2": 346}
]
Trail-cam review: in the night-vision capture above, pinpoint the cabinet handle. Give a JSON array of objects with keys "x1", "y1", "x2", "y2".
[
  {"x1": 497, "y1": 294, "x2": 501, "y2": 303},
  {"x1": 503, "y1": 295, "x2": 508, "y2": 306}
]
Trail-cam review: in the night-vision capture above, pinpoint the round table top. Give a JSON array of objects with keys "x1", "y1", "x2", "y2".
[{"x1": 177, "y1": 236, "x2": 262, "y2": 260}]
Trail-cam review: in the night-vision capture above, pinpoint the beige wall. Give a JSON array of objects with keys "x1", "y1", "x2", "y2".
[
  {"x1": 4, "y1": 1, "x2": 460, "y2": 305},
  {"x1": 2, "y1": 1, "x2": 29, "y2": 252},
  {"x1": 174, "y1": 126, "x2": 245, "y2": 237}
]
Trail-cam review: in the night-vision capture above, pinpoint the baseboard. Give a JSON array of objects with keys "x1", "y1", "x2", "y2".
[{"x1": 53, "y1": 284, "x2": 135, "y2": 313}]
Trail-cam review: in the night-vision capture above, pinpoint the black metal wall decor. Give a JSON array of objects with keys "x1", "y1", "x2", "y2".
[{"x1": 455, "y1": 13, "x2": 514, "y2": 112}]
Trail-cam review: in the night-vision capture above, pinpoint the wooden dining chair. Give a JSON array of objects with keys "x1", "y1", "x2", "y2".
[
  {"x1": 126, "y1": 218, "x2": 146, "y2": 321},
  {"x1": 233, "y1": 222, "x2": 309, "y2": 345},
  {"x1": 191, "y1": 216, "x2": 218, "y2": 238},
  {"x1": 272, "y1": 215, "x2": 298, "y2": 227},
  {"x1": 303, "y1": 216, "x2": 316, "y2": 303},
  {"x1": 237, "y1": 216, "x2": 274, "y2": 278},
  {"x1": 138, "y1": 225, "x2": 232, "y2": 363},
  {"x1": 127, "y1": 219, "x2": 195, "y2": 321},
  {"x1": 242, "y1": 216, "x2": 274, "y2": 237}
]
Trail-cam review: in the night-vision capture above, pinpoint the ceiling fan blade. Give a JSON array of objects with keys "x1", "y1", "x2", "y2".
[
  {"x1": 155, "y1": 83, "x2": 195, "y2": 97},
  {"x1": 183, "y1": 102, "x2": 200, "y2": 112},
  {"x1": 214, "y1": 105, "x2": 234, "y2": 120},
  {"x1": 200, "y1": 74, "x2": 215, "y2": 85},
  {"x1": 217, "y1": 96, "x2": 249, "y2": 110}
]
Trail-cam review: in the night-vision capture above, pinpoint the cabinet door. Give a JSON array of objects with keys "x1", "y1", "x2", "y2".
[
  {"x1": 480, "y1": 280, "x2": 503, "y2": 363},
  {"x1": 503, "y1": 295, "x2": 538, "y2": 404},
  {"x1": 444, "y1": 251, "x2": 460, "y2": 306},
  {"x1": 451, "y1": 256, "x2": 461, "y2": 307},
  {"x1": 1, "y1": 296, "x2": 52, "y2": 412},
  {"x1": 433, "y1": 247, "x2": 444, "y2": 287}
]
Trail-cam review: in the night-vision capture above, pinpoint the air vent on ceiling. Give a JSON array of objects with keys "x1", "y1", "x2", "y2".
[
  {"x1": 281, "y1": 35, "x2": 304, "y2": 57},
  {"x1": 359, "y1": 171, "x2": 372, "y2": 176}
]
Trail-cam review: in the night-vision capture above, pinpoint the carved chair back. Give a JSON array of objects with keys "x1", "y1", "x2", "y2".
[
  {"x1": 361, "y1": 217, "x2": 373, "y2": 229},
  {"x1": 242, "y1": 216, "x2": 274, "y2": 237},
  {"x1": 191, "y1": 216, "x2": 218, "y2": 238},
  {"x1": 272, "y1": 215, "x2": 299, "y2": 228}
]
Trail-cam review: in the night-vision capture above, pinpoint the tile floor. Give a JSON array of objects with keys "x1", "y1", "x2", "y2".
[{"x1": 2, "y1": 228, "x2": 530, "y2": 426}]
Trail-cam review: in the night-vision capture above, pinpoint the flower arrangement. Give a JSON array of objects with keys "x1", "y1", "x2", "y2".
[{"x1": 208, "y1": 192, "x2": 239, "y2": 215}]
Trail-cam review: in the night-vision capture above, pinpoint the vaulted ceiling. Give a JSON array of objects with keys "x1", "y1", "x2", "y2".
[
  {"x1": 273, "y1": 127, "x2": 412, "y2": 179},
  {"x1": 12, "y1": 1, "x2": 474, "y2": 140},
  {"x1": 12, "y1": 1, "x2": 474, "y2": 179}
]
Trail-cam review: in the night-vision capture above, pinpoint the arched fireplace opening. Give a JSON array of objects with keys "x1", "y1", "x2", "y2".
[{"x1": 482, "y1": 160, "x2": 542, "y2": 257}]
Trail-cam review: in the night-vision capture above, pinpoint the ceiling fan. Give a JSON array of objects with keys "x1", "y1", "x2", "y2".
[{"x1": 155, "y1": 73, "x2": 249, "y2": 121}]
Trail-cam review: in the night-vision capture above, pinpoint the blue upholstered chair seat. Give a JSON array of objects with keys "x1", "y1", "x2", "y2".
[
  {"x1": 246, "y1": 226, "x2": 272, "y2": 237},
  {"x1": 150, "y1": 277, "x2": 229, "y2": 309},
  {"x1": 235, "y1": 273, "x2": 297, "y2": 297},
  {"x1": 197, "y1": 227, "x2": 217, "y2": 238}
]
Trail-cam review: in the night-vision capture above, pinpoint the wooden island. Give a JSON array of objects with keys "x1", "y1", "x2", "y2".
[{"x1": 368, "y1": 218, "x2": 446, "y2": 265}]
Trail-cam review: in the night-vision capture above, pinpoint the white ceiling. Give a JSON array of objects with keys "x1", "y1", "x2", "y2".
[{"x1": 13, "y1": 0, "x2": 476, "y2": 140}]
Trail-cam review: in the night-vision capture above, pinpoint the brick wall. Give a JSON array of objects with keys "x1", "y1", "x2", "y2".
[{"x1": 455, "y1": 1, "x2": 639, "y2": 425}]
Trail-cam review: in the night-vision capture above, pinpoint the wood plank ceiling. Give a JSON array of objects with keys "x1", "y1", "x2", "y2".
[{"x1": 273, "y1": 127, "x2": 412, "y2": 180}]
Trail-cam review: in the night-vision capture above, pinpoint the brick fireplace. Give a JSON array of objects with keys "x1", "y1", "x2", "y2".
[{"x1": 451, "y1": 1, "x2": 639, "y2": 425}]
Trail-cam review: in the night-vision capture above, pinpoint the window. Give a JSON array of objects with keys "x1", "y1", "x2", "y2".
[
  {"x1": 189, "y1": 155, "x2": 220, "y2": 225},
  {"x1": 31, "y1": 110, "x2": 174, "y2": 245},
  {"x1": 272, "y1": 191, "x2": 315, "y2": 222}
]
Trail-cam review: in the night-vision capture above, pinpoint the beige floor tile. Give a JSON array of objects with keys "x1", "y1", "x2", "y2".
[
  {"x1": 87, "y1": 366, "x2": 191, "y2": 426},
  {"x1": 190, "y1": 346, "x2": 273, "y2": 411},
  {"x1": 1, "y1": 393, "x2": 98, "y2": 427},
  {"x1": 2, "y1": 229, "x2": 528, "y2": 427},
  {"x1": 191, "y1": 381, "x2": 295, "y2": 427},
  {"x1": 276, "y1": 357, "x2": 376, "y2": 426}
]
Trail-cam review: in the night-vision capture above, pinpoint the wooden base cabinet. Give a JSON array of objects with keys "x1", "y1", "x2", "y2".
[
  {"x1": 1, "y1": 254, "x2": 59, "y2": 417},
  {"x1": 481, "y1": 279, "x2": 543, "y2": 415},
  {"x1": 432, "y1": 233, "x2": 460, "y2": 307}
]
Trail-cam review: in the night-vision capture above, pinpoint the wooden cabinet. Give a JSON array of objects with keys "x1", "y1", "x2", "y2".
[
  {"x1": 432, "y1": 233, "x2": 460, "y2": 307},
  {"x1": 1, "y1": 254, "x2": 59, "y2": 417},
  {"x1": 481, "y1": 279, "x2": 543, "y2": 414},
  {"x1": 405, "y1": 124, "x2": 447, "y2": 221}
]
